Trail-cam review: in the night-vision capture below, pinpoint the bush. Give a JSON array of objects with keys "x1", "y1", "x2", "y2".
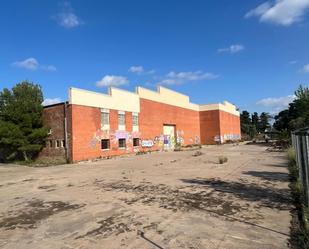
[
  {"x1": 287, "y1": 146, "x2": 296, "y2": 163},
  {"x1": 218, "y1": 156, "x2": 228, "y2": 164}
]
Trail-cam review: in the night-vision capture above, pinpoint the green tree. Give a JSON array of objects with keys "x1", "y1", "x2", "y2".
[
  {"x1": 251, "y1": 112, "x2": 259, "y2": 131},
  {"x1": 274, "y1": 85, "x2": 309, "y2": 132},
  {"x1": 0, "y1": 81, "x2": 48, "y2": 162},
  {"x1": 240, "y1": 111, "x2": 251, "y2": 134},
  {"x1": 258, "y1": 112, "x2": 270, "y2": 132}
]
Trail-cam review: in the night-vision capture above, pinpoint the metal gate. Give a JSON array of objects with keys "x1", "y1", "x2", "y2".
[{"x1": 292, "y1": 127, "x2": 309, "y2": 207}]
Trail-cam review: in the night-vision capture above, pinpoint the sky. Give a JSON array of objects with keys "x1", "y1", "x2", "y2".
[{"x1": 1, "y1": 0, "x2": 309, "y2": 114}]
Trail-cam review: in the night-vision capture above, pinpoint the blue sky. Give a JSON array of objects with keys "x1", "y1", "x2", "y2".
[{"x1": 1, "y1": 0, "x2": 309, "y2": 114}]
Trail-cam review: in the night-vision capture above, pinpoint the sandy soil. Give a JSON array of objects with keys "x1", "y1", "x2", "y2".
[{"x1": 0, "y1": 143, "x2": 292, "y2": 249}]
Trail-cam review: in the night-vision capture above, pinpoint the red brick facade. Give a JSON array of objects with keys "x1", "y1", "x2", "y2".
[
  {"x1": 40, "y1": 103, "x2": 68, "y2": 159},
  {"x1": 139, "y1": 98, "x2": 201, "y2": 148},
  {"x1": 42, "y1": 89, "x2": 241, "y2": 162},
  {"x1": 199, "y1": 110, "x2": 220, "y2": 144},
  {"x1": 69, "y1": 105, "x2": 142, "y2": 162},
  {"x1": 199, "y1": 110, "x2": 241, "y2": 144}
]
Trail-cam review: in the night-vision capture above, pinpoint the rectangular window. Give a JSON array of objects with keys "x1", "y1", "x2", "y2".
[
  {"x1": 133, "y1": 138, "x2": 139, "y2": 147},
  {"x1": 118, "y1": 112, "x2": 125, "y2": 126},
  {"x1": 49, "y1": 140, "x2": 53, "y2": 148},
  {"x1": 101, "y1": 139, "x2": 110, "y2": 150},
  {"x1": 56, "y1": 140, "x2": 61, "y2": 148},
  {"x1": 132, "y1": 113, "x2": 139, "y2": 126},
  {"x1": 101, "y1": 109, "x2": 110, "y2": 126},
  {"x1": 61, "y1": 140, "x2": 65, "y2": 148},
  {"x1": 118, "y1": 138, "x2": 126, "y2": 148}
]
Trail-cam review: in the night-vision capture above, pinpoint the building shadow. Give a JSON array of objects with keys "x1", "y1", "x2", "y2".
[
  {"x1": 242, "y1": 171, "x2": 289, "y2": 182},
  {"x1": 263, "y1": 163, "x2": 288, "y2": 168}
]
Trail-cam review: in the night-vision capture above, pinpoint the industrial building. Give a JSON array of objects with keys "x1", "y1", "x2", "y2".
[{"x1": 40, "y1": 86, "x2": 241, "y2": 162}]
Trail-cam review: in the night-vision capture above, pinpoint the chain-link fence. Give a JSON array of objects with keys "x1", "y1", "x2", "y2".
[{"x1": 292, "y1": 127, "x2": 309, "y2": 207}]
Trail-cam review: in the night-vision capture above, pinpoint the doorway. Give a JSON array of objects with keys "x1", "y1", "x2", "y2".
[{"x1": 163, "y1": 124, "x2": 176, "y2": 150}]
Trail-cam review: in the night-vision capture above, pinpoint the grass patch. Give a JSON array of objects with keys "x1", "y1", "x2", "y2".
[
  {"x1": 287, "y1": 146, "x2": 309, "y2": 249},
  {"x1": 16, "y1": 156, "x2": 67, "y2": 167}
]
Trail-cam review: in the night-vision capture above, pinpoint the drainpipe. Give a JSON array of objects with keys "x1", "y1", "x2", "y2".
[{"x1": 64, "y1": 102, "x2": 69, "y2": 163}]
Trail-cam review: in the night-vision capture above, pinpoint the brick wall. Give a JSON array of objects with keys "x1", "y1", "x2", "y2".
[
  {"x1": 199, "y1": 110, "x2": 221, "y2": 144},
  {"x1": 40, "y1": 103, "x2": 66, "y2": 158},
  {"x1": 139, "y1": 98, "x2": 201, "y2": 148},
  {"x1": 199, "y1": 110, "x2": 241, "y2": 144},
  {"x1": 70, "y1": 105, "x2": 141, "y2": 162},
  {"x1": 42, "y1": 99, "x2": 241, "y2": 162},
  {"x1": 70, "y1": 99, "x2": 201, "y2": 162},
  {"x1": 219, "y1": 110, "x2": 241, "y2": 141}
]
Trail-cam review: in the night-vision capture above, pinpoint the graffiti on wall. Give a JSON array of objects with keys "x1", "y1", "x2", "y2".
[
  {"x1": 214, "y1": 134, "x2": 241, "y2": 143},
  {"x1": 90, "y1": 129, "x2": 141, "y2": 148},
  {"x1": 176, "y1": 130, "x2": 184, "y2": 145},
  {"x1": 89, "y1": 127, "x2": 200, "y2": 151},
  {"x1": 141, "y1": 140, "x2": 154, "y2": 147}
]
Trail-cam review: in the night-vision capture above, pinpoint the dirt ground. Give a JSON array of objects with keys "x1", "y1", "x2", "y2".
[{"x1": 0, "y1": 143, "x2": 292, "y2": 249}]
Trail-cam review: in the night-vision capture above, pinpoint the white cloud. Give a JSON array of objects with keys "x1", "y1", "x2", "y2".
[
  {"x1": 245, "y1": 0, "x2": 309, "y2": 26},
  {"x1": 128, "y1": 65, "x2": 155, "y2": 75},
  {"x1": 289, "y1": 60, "x2": 298, "y2": 64},
  {"x1": 12, "y1": 58, "x2": 56, "y2": 71},
  {"x1": 54, "y1": 1, "x2": 83, "y2": 28},
  {"x1": 218, "y1": 44, "x2": 245, "y2": 54},
  {"x1": 158, "y1": 70, "x2": 218, "y2": 85},
  {"x1": 41, "y1": 65, "x2": 57, "y2": 72},
  {"x1": 256, "y1": 95, "x2": 295, "y2": 113},
  {"x1": 96, "y1": 75, "x2": 129, "y2": 87},
  {"x1": 129, "y1": 66, "x2": 144, "y2": 74},
  {"x1": 42, "y1": 98, "x2": 62, "y2": 106},
  {"x1": 12, "y1": 58, "x2": 39, "y2": 70},
  {"x1": 301, "y1": 64, "x2": 309, "y2": 73}
]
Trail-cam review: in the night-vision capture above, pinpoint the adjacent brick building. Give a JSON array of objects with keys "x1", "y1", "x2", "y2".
[{"x1": 42, "y1": 86, "x2": 241, "y2": 162}]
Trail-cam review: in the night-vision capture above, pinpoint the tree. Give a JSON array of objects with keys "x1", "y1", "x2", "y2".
[
  {"x1": 251, "y1": 112, "x2": 259, "y2": 130},
  {"x1": 240, "y1": 111, "x2": 251, "y2": 134},
  {"x1": 258, "y1": 112, "x2": 270, "y2": 132},
  {"x1": 0, "y1": 81, "x2": 48, "y2": 162},
  {"x1": 274, "y1": 85, "x2": 309, "y2": 132}
]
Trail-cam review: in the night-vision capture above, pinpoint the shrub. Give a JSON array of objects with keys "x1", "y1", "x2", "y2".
[
  {"x1": 287, "y1": 146, "x2": 296, "y2": 163},
  {"x1": 218, "y1": 156, "x2": 228, "y2": 164}
]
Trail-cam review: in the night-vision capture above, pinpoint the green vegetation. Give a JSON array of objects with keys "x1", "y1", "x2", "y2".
[
  {"x1": 287, "y1": 147, "x2": 309, "y2": 248},
  {"x1": 274, "y1": 85, "x2": 309, "y2": 133},
  {"x1": 0, "y1": 81, "x2": 48, "y2": 162},
  {"x1": 240, "y1": 110, "x2": 270, "y2": 139}
]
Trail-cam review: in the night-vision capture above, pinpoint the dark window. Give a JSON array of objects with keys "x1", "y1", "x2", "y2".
[
  {"x1": 101, "y1": 139, "x2": 110, "y2": 150},
  {"x1": 49, "y1": 140, "x2": 53, "y2": 148},
  {"x1": 133, "y1": 138, "x2": 139, "y2": 147},
  {"x1": 56, "y1": 140, "x2": 61, "y2": 148},
  {"x1": 62, "y1": 140, "x2": 66, "y2": 148},
  {"x1": 118, "y1": 138, "x2": 126, "y2": 148}
]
